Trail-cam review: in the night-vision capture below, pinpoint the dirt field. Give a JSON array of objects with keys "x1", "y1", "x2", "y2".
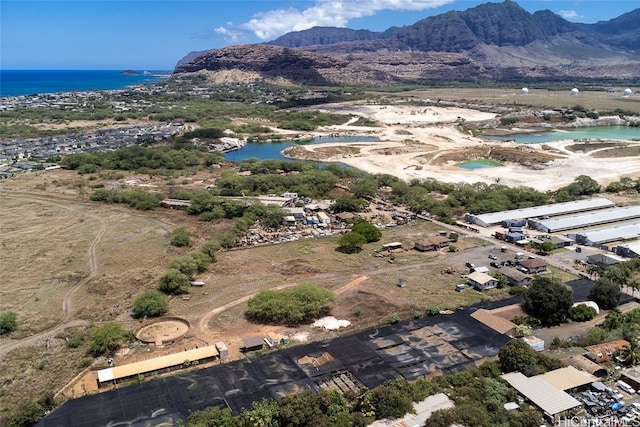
[{"x1": 0, "y1": 168, "x2": 522, "y2": 422}]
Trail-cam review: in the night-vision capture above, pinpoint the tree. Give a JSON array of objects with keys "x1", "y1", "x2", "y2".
[
  {"x1": 338, "y1": 231, "x2": 367, "y2": 253},
  {"x1": 158, "y1": 268, "x2": 191, "y2": 295},
  {"x1": 245, "y1": 283, "x2": 335, "y2": 325},
  {"x1": 352, "y1": 221, "x2": 382, "y2": 243},
  {"x1": 617, "y1": 338, "x2": 640, "y2": 367},
  {"x1": 186, "y1": 407, "x2": 239, "y2": 427},
  {"x1": 371, "y1": 382, "x2": 414, "y2": 420},
  {"x1": 589, "y1": 278, "x2": 621, "y2": 310},
  {"x1": 604, "y1": 308, "x2": 624, "y2": 330},
  {"x1": 241, "y1": 398, "x2": 280, "y2": 427},
  {"x1": 570, "y1": 304, "x2": 598, "y2": 322},
  {"x1": 169, "y1": 256, "x2": 200, "y2": 278},
  {"x1": 332, "y1": 196, "x2": 367, "y2": 213},
  {"x1": 604, "y1": 264, "x2": 631, "y2": 289},
  {"x1": 132, "y1": 290, "x2": 169, "y2": 319},
  {"x1": 499, "y1": 339, "x2": 541, "y2": 376},
  {"x1": 523, "y1": 276, "x2": 573, "y2": 325},
  {"x1": 88, "y1": 323, "x2": 130, "y2": 357},
  {"x1": 536, "y1": 241, "x2": 555, "y2": 255},
  {"x1": 0, "y1": 311, "x2": 17, "y2": 335},
  {"x1": 170, "y1": 227, "x2": 191, "y2": 247},
  {"x1": 350, "y1": 178, "x2": 378, "y2": 199}
]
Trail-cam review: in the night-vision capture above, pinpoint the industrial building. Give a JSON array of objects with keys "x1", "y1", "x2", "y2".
[
  {"x1": 529, "y1": 206, "x2": 640, "y2": 233},
  {"x1": 501, "y1": 371, "x2": 583, "y2": 422},
  {"x1": 571, "y1": 221, "x2": 640, "y2": 247},
  {"x1": 614, "y1": 241, "x2": 640, "y2": 258},
  {"x1": 464, "y1": 198, "x2": 614, "y2": 228}
]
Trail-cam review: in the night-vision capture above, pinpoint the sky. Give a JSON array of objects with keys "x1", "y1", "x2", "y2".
[{"x1": 1, "y1": 0, "x2": 638, "y2": 70}]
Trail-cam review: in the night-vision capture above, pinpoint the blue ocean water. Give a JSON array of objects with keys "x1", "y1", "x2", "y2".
[{"x1": 0, "y1": 70, "x2": 170, "y2": 96}]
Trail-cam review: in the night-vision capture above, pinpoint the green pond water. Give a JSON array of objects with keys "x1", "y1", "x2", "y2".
[{"x1": 456, "y1": 159, "x2": 503, "y2": 170}]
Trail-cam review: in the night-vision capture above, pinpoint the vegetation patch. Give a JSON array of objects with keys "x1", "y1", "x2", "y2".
[{"x1": 245, "y1": 283, "x2": 336, "y2": 325}]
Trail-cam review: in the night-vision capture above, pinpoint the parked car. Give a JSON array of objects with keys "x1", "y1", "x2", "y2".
[
  {"x1": 617, "y1": 380, "x2": 636, "y2": 394},
  {"x1": 490, "y1": 261, "x2": 501, "y2": 268},
  {"x1": 488, "y1": 253, "x2": 498, "y2": 260}
]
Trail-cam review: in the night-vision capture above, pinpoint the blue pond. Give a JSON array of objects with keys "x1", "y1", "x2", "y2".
[
  {"x1": 223, "y1": 136, "x2": 379, "y2": 162},
  {"x1": 487, "y1": 126, "x2": 640, "y2": 144}
]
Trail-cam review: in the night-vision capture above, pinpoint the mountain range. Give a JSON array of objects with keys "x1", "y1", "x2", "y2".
[{"x1": 173, "y1": 0, "x2": 640, "y2": 85}]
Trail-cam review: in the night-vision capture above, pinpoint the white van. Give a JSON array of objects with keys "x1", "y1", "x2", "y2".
[{"x1": 617, "y1": 380, "x2": 636, "y2": 394}]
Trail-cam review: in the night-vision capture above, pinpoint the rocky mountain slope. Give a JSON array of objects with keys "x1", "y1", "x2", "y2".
[{"x1": 173, "y1": 0, "x2": 640, "y2": 85}]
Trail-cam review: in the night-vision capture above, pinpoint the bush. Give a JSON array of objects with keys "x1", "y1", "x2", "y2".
[
  {"x1": 158, "y1": 269, "x2": 191, "y2": 295},
  {"x1": 87, "y1": 323, "x2": 130, "y2": 357},
  {"x1": 499, "y1": 117, "x2": 519, "y2": 126},
  {"x1": 170, "y1": 227, "x2": 191, "y2": 247},
  {"x1": 352, "y1": 220, "x2": 382, "y2": 243},
  {"x1": 570, "y1": 304, "x2": 598, "y2": 322},
  {"x1": 245, "y1": 283, "x2": 335, "y2": 325},
  {"x1": 0, "y1": 311, "x2": 18, "y2": 335},
  {"x1": 132, "y1": 290, "x2": 169, "y2": 319}
]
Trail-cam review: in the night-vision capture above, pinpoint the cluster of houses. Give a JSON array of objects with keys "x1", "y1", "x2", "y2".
[
  {"x1": 0, "y1": 123, "x2": 184, "y2": 172},
  {"x1": 465, "y1": 256, "x2": 548, "y2": 291}
]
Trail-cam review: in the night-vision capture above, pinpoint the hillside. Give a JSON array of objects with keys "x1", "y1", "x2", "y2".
[{"x1": 173, "y1": 0, "x2": 640, "y2": 85}]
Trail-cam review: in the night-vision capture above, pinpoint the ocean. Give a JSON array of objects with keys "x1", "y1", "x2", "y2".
[{"x1": 0, "y1": 69, "x2": 171, "y2": 97}]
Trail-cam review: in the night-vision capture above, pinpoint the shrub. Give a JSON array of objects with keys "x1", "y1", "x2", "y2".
[
  {"x1": 132, "y1": 290, "x2": 169, "y2": 319},
  {"x1": 170, "y1": 227, "x2": 191, "y2": 247},
  {"x1": 158, "y1": 269, "x2": 191, "y2": 295},
  {"x1": 87, "y1": 323, "x2": 130, "y2": 357},
  {"x1": 570, "y1": 304, "x2": 598, "y2": 322},
  {"x1": 245, "y1": 283, "x2": 335, "y2": 325},
  {"x1": 0, "y1": 311, "x2": 18, "y2": 335}
]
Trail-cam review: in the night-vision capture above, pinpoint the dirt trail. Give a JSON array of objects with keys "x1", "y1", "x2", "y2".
[{"x1": 0, "y1": 192, "x2": 105, "y2": 357}]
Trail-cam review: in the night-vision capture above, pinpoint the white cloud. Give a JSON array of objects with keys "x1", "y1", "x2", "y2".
[
  {"x1": 234, "y1": 0, "x2": 455, "y2": 41},
  {"x1": 213, "y1": 23, "x2": 242, "y2": 43},
  {"x1": 557, "y1": 9, "x2": 582, "y2": 21}
]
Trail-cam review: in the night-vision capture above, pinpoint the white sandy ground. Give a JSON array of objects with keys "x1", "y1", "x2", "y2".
[{"x1": 289, "y1": 103, "x2": 640, "y2": 192}]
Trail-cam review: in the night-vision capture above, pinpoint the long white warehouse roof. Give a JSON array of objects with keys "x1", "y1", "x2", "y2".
[
  {"x1": 467, "y1": 198, "x2": 614, "y2": 227},
  {"x1": 534, "y1": 206, "x2": 640, "y2": 232},
  {"x1": 577, "y1": 221, "x2": 640, "y2": 245},
  {"x1": 501, "y1": 371, "x2": 581, "y2": 416}
]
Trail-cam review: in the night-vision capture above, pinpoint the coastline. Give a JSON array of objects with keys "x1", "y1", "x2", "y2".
[{"x1": 0, "y1": 69, "x2": 170, "y2": 97}]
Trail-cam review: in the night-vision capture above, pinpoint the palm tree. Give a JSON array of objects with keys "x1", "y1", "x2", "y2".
[
  {"x1": 587, "y1": 264, "x2": 602, "y2": 281},
  {"x1": 605, "y1": 264, "x2": 631, "y2": 289},
  {"x1": 616, "y1": 337, "x2": 640, "y2": 367}
]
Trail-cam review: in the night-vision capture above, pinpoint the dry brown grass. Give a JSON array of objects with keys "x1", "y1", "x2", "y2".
[
  {"x1": 0, "y1": 168, "x2": 557, "y2": 423},
  {"x1": 398, "y1": 88, "x2": 640, "y2": 114}
]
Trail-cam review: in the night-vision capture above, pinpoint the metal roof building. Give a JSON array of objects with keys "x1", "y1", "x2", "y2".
[
  {"x1": 97, "y1": 345, "x2": 219, "y2": 385},
  {"x1": 574, "y1": 221, "x2": 640, "y2": 246},
  {"x1": 530, "y1": 206, "x2": 640, "y2": 233},
  {"x1": 501, "y1": 372, "x2": 582, "y2": 420},
  {"x1": 540, "y1": 366, "x2": 597, "y2": 391},
  {"x1": 464, "y1": 198, "x2": 614, "y2": 227}
]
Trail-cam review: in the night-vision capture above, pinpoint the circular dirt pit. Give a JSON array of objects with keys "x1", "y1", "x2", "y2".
[{"x1": 136, "y1": 318, "x2": 190, "y2": 345}]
